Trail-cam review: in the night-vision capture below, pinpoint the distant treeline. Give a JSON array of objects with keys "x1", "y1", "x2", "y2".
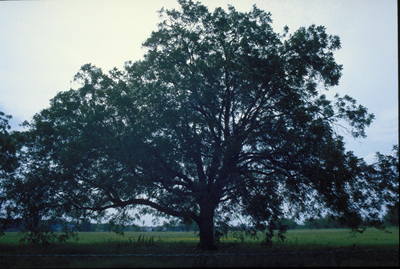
[
  {"x1": 2, "y1": 213, "x2": 398, "y2": 233},
  {"x1": 0, "y1": 218, "x2": 200, "y2": 233},
  {"x1": 282, "y1": 217, "x2": 348, "y2": 230},
  {"x1": 2, "y1": 200, "x2": 398, "y2": 233}
]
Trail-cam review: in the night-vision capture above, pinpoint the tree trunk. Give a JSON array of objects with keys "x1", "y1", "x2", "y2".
[{"x1": 197, "y1": 202, "x2": 217, "y2": 250}]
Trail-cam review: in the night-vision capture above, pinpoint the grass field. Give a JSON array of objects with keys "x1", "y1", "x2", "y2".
[{"x1": 0, "y1": 227, "x2": 398, "y2": 267}]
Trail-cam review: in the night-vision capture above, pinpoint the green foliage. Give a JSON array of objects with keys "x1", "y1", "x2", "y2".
[
  {"x1": 302, "y1": 217, "x2": 345, "y2": 229},
  {"x1": 0, "y1": 112, "x2": 24, "y2": 236},
  {"x1": 106, "y1": 220, "x2": 126, "y2": 235},
  {"x1": 0, "y1": 0, "x2": 389, "y2": 250},
  {"x1": 376, "y1": 145, "x2": 399, "y2": 227},
  {"x1": 384, "y1": 201, "x2": 399, "y2": 227},
  {"x1": 0, "y1": 111, "x2": 24, "y2": 186},
  {"x1": 280, "y1": 218, "x2": 299, "y2": 230},
  {"x1": 133, "y1": 234, "x2": 159, "y2": 247},
  {"x1": 16, "y1": 219, "x2": 77, "y2": 245}
]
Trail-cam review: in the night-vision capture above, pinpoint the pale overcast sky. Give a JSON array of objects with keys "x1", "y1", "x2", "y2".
[{"x1": 0, "y1": 0, "x2": 398, "y2": 165}]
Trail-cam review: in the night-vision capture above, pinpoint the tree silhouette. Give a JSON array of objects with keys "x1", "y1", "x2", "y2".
[{"x1": 3, "y1": 1, "x2": 387, "y2": 249}]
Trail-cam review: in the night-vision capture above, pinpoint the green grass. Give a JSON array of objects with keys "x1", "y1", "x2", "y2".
[
  {"x1": 0, "y1": 227, "x2": 398, "y2": 267},
  {"x1": 282, "y1": 227, "x2": 399, "y2": 249}
]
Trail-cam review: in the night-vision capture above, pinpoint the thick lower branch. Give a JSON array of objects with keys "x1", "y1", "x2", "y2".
[{"x1": 76, "y1": 198, "x2": 199, "y2": 223}]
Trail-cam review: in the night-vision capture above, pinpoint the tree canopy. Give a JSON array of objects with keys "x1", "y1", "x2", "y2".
[{"x1": 1, "y1": 1, "x2": 395, "y2": 249}]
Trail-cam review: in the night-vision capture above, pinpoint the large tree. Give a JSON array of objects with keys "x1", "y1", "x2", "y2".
[{"x1": 7, "y1": 1, "x2": 384, "y2": 249}]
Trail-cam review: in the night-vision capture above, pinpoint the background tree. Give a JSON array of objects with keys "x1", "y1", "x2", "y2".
[
  {"x1": 5, "y1": 1, "x2": 383, "y2": 249},
  {"x1": 0, "y1": 112, "x2": 20, "y2": 176},
  {"x1": 1, "y1": 129, "x2": 77, "y2": 243},
  {"x1": 0, "y1": 111, "x2": 23, "y2": 235},
  {"x1": 1, "y1": 112, "x2": 77, "y2": 243},
  {"x1": 374, "y1": 145, "x2": 399, "y2": 227}
]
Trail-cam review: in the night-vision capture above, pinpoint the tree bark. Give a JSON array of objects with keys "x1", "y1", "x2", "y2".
[{"x1": 197, "y1": 201, "x2": 218, "y2": 250}]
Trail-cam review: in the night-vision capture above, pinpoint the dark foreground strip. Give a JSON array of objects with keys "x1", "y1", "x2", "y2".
[{"x1": 1, "y1": 249, "x2": 398, "y2": 258}]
